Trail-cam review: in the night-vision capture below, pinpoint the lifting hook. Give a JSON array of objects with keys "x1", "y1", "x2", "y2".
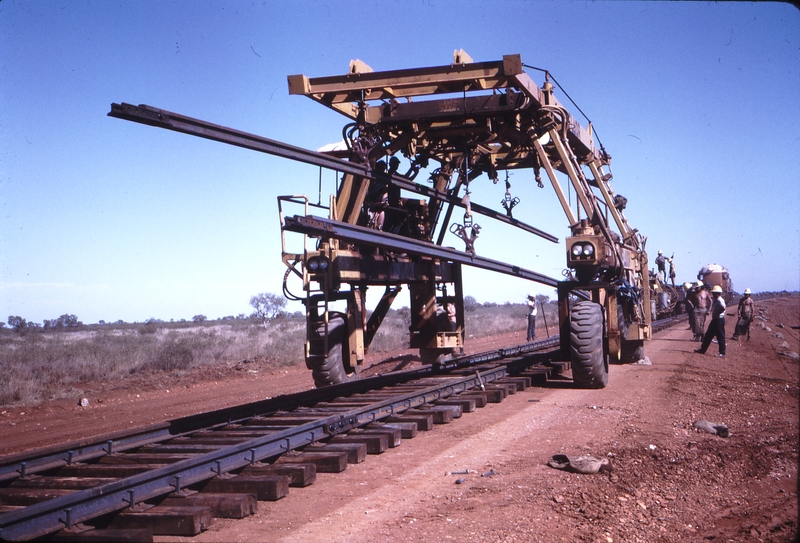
[{"x1": 500, "y1": 174, "x2": 520, "y2": 218}]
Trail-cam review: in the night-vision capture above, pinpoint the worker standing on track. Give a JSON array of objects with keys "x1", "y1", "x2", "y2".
[
  {"x1": 732, "y1": 288, "x2": 754, "y2": 340},
  {"x1": 695, "y1": 285, "x2": 727, "y2": 357},
  {"x1": 693, "y1": 281, "x2": 710, "y2": 342},
  {"x1": 655, "y1": 250, "x2": 667, "y2": 282},
  {"x1": 526, "y1": 292, "x2": 538, "y2": 342}
]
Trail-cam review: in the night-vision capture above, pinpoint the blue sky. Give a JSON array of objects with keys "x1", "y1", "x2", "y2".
[{"x1": 1, "y1": 1, "x2": 798, "y2": 324}]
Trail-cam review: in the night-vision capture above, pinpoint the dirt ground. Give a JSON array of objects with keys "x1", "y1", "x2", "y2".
[{"x1": 2, "y1": 297, "x2": 798, "y2": 542}]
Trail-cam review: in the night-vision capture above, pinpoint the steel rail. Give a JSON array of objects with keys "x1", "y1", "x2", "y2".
[
  {"x1": 0, "y1": 317, "x2": 680, "y2": 484},
  {"x1": 0, "y1": 317, "x2": 683, "y2": 541},
  {"x1": 108, "y1": 103, "x2": 558, "y2": 244},
  {"x1": 0, "y1": 334, "x2": 558, "y2": 485},
  {"x1": 0, "y1": 318, "x2": 681, "y2": 487},
  {"x1": 0, "y1": 343, "x2": 564, "y2": 541},
  {"x1": 651, "y1": 313, "x2": 688, "y2": 333},
  {"x1": 283, "y1": 215, "x2": 560, "y2": 287},
  {"x1": 0, "y1": 367, "x2": 525, "y2": 541}
]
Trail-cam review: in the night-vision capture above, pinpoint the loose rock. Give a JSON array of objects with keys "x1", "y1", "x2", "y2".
[
  {"x1": 692, "y1": 419, "x2": 730, "y2": 438},
  {"x1": 548, "y1": 454, "x2": 612, "y2": 474},
  {"x1": 777, "y1": 350, "x2": 800, "y2": 361}
]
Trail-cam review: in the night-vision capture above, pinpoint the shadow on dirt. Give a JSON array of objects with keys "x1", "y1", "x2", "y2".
[
  {"x1": 364, "y1": 354, "x2": 422, "y2": 374},
  {"x1": 536, "y1": 374, "x2": 577, "y2": 389}
]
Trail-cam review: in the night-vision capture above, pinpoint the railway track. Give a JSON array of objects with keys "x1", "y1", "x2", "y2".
[{"x1": 0, "y1": 317, "x2": 685, "y2": 542}]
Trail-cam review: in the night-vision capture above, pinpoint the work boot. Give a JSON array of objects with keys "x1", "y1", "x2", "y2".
[
  {"x1": 719, "y1": 353, "x2": 725, "y2": 358},
  {"x1": 731, "y1": 335, "x2": 738, "y2": 341},
  {"x1": 694, "y1": 349, "x2": 705, "y2": 355}
]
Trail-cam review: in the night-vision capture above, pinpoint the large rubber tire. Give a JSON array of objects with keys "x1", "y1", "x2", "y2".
[
  {"x1": 307, "y1": 314, "x2": 357, "y2": 388},
  {"x1": 616, "y1": 302, "x2": 646, "y2": 363},
  {"x1": 570, "y1": 301, "x2": 609, "y2": 389}
]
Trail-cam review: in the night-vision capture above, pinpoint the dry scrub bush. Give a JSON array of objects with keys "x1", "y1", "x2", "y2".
[
  {"x1": 0, "y1": 304, "x2": 556, "y2": 407},
  {"x1": 464, "y1": 303, "x2": 558, "y2": 339},
  {"x1": 0, "y1": 318, "x2": 307, "y2": 407},
  {"x1": 144, "y1": 341, "x2": 194, "y2": 372},
  {"x1": 259, "y1": 319, "x2": 305, "y2": 365},
  {"x1": 0, "y1": 332, "x2": 160, "y2": 405},
  {"x1": 368, "y1": 313, "x2": 409, "y2": 352}
]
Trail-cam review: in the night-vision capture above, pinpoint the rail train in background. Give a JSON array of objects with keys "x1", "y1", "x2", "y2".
[
  {"x1": 698, "y1": 263, "x2": 734, "y2": 303},
  {"x1": 652, "y1": 263, "x2": 735, "y2": 320}
]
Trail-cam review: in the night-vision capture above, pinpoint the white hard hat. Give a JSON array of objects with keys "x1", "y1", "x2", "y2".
[
  {"x1": 744, "y1": 288, "x2": 751, "y2": 295},
  {"x1": 528, "y1": 292, "x2": 536, "y2": 298}
]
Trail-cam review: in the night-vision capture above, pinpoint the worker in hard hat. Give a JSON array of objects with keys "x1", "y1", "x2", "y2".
[
  {"x1": 667, "y1": 256, "x2": 676, "y2": 287},
  {"x1": 683, "y1": 282, "x2": 696, "y2": 333},
  {"x1": 526, "y1": 292, "x2": 538, "y2": 342},
  {"x1": 692, "y1": 281, "x2": 711, "y2": 342},
  {"x1": 655, "y1": 250, "x2": 667, "y2": 282},
  {"x1": 732, "y1": 288, "x2": 754, "y2": 341},
  {"x1": 695, "y1": 285, "x2": 727, "y2": 357}
]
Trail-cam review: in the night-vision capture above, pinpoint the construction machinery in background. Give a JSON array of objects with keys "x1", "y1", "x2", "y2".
[
  {"x1": 650, "y1": 271, "x2": 680, "y2": 319},
  {"x1": 110, "y1": 51, "x2": 654, "y2": 389}
]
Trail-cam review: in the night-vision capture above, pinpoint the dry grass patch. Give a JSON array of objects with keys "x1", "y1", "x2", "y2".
[
  {"x1": 0, "y1": 318, "x2": 306, "y2": 407},
  {"x1": 0, "y1": 302, "x2": 558, "y2": 407}
]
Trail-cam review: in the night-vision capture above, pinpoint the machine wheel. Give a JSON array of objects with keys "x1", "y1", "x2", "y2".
[
  {"x1": 620, "y1": 339, "x2": 645, "y2": 363},
  {"x1": 569, "y1": 301, "x2": 608, "y2": 389},
  {"x1": 307, "y1": 313, "x2": 357, "y2": 388},
  {"x1": 616, "y1": 303, "x2": 646, "y2": 363}
]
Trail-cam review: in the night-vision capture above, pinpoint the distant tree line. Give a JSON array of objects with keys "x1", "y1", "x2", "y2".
[
  {"x1": 5, "y1": 314, "x2": 83, "y2": 335},
  {"x1": 1, "y1": 292, "x2": 292, "y2": 336},
  {"x1": 44, "y1": 314, "x2": 81, "y2": 329},
  {"x1": 11, "y1": 290, "x2": 790, "y2": 338}
]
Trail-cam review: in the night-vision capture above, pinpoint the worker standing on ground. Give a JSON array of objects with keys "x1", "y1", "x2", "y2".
[
  {"x1": 655, "y1": 250, "x2": 667, "y2": 282},
  {"x1": 526, "y1": 293, "x2": 538, "y2": 342},
  {"x1": 695, "y1": 285, "x2": 727, "y2": 357},
  {"x1": 683, "y1": 282, "x2": 696, "y2": 332},
  {"x1": 732, "y1": 288, "x2": 754, "y2": 340},
  {"x1": 693, "y1": 281, "x2": 711, "y2": 342}
]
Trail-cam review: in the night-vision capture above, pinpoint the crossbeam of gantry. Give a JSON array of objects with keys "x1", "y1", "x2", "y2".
[{"x1": 288, "y1": 54, "x2": 604, "y2": 165}]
